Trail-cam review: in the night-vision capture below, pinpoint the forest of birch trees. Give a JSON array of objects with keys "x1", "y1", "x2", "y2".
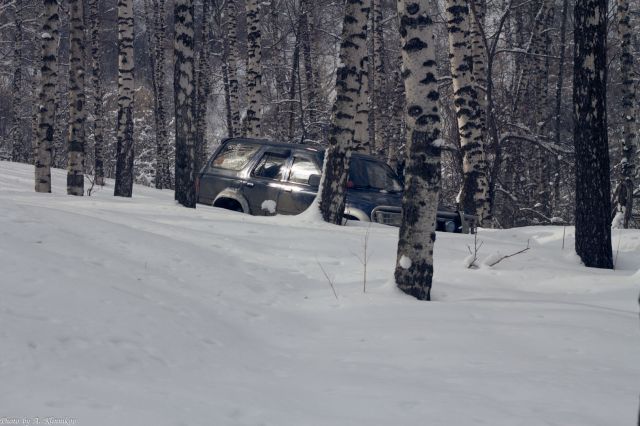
[{"x1": 0, "y1": 0, "x2": 638, "y2": 272}]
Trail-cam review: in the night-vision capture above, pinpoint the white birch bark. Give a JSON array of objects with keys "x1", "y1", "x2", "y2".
[
  {"x1": 88, "y1": 0, "x2": 105, "y2": 186},
  {"x1": 300, "y1": 0, "x2": 319, "y2": 142},
  {"x1": 353, "y1": 53, "x2": 371, "y2": 153},
  {"x1": 395, "y1": 0, "x2": 443, "y2": 301},
  {"x1": 153, "y1": 0, "x2": 172, "y2": 189},
  {"x1": 114, "y1": 0, "x2": 135, "y2": 197},
  {"x1": 612, "y1": 0, "x2": 637, "y2": 228},
  {"x1": 469, "y1": 0, "x2": 487, "y2": 143},
  {"x1": 174, "y1": 0, "x2": 196, "y2": 208},
  {"x1": 371, "y1": 0, "x2": 386, "y2": 156},
  {"x1": 317, "y1": 0, "x2": 371, "y2": 224},
  {"x1": 445, "y1": 0, "x2": 490, "y2": 225},
  {"x1": 11, "y1": 0, "x2": 25, "y2": 163},
  {"x1": 67, "y1": 0, "x2": 86, "y2": 196},
  {"x1": 195, "y1": 0, "x2": 212, "y2": 175},
  {"x1": 244, "y1": 0, "x2": 263, "y2": 137},
  {"x1": 225, "y1": 0, "x2": 241, "y2": 137},
  {"x1": 35, "y1": 0, "x2": 60, "y2": 193}
]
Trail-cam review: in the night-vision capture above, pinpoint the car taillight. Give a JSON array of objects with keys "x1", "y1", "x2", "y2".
[{"x1": 195, "y1": 176, "x2": 200, "y2": 196}]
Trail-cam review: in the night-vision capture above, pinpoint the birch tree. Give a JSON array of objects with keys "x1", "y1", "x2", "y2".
[
  {"x1": 114, "y1": 0, "x2": 135, "y2": 197},
  {"x1": 612, "y1": 0, "x2": 637, "y2": 228},
  {"x1": 244, "y1": 0, "x2": 263, "y2": 137},
  {"x1": 152, "y1": 0, "x2": 172, "y2": 189},
  {"x1": 174, "y1": 0, "x2": 196, "y2": 208},
  {"x1": 353, "y1": 53, "x2": 371, "y2": 153},
  {"x1": 395, "y1": 0, "x2": 442, "y2": 301},
  {"x1": 225, "y1": 0, "x2": 241, "y2": 137},
  {"x1": 35, "y1": 0, "x2": 60, "y2": 193},
  {"x1": 300, "y1": 0, "x2": 319, "y2": 142},
  {"x1": 66, "y1": 0, "x2": 86, "y2": 196},
  {"x1": 88, "y1": 0, "x2": 105, "y2": 186},
  {"x1": 573, "y1": 0, "x2": 612, "y2": 268},
  {"x1": 371, "y1": 0, "x2": 386, "y2": 156},
  {"x1": 318, "y1": 0, "x2": 370, "y2": 224},
  {"x1": 445, "y1": 0, "x2": 490, "y2": 224},
  {"x1": 195, "y1": 0, "x2": 212, "y2": 175},
  {"x1": 10, "y1": 0, "x2": 25, "y2": 163}
]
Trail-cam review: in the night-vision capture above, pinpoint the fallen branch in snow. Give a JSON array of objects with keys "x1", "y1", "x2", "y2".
[
  {"x1": 487, "y1": 240, "x2": 530, "y2": 267},
  {"x1": 316, "y1": 258, "x2": 338, "y2": 301}
]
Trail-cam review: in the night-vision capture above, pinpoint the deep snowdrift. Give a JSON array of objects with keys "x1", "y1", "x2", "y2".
[{"x1": 1, "y1": 161, "x2": 639, "y2": 426}]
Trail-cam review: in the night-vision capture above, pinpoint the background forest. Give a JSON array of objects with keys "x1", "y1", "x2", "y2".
[{"x1": 0, "y1": 0, "x2": 638, "y2": 228}]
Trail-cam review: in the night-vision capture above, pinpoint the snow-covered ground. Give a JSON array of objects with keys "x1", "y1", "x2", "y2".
[{"x1": 1, "y1": 160, "x2": 639, "y2": 426}]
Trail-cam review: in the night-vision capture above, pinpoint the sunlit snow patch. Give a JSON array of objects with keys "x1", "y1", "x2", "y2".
[{"x1": 261, "y1": 200, "x2": 276, "y2": 214}]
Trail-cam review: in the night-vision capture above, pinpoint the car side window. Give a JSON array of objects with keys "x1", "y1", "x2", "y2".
[
  {"x1": 251, "y1": 152, "x2": 288, "y2": 180},
  {"x1": 209, "y1": 142, "x2": 260, "y2": 171},
  {"x1": 288, "y1": 157, "x2": 320, "y2": 185}
]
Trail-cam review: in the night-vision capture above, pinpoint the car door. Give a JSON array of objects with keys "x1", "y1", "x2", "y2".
[
  {"x1": 242, "y1": 149, "x2": 291, "y2": 215},
  {"x1": 277, "y1": 153, "x2": 322, "y2": 215}
]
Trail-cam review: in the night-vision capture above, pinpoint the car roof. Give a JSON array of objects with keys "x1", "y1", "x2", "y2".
[{"x1": 221, "y1": 137, "x2": 387, "y2": 163}]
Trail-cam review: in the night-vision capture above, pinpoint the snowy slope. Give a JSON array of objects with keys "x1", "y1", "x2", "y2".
[{"x1": 1, "y1": 160, "x2": 639, "y2": 426}]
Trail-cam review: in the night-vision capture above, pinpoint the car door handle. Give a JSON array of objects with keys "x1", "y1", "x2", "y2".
[{"x1": 245, "y1": 182, "x2": 254, "y2": 188}]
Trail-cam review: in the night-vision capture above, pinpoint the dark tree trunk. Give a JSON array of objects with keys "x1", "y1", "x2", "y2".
[
  {"x1": 573, "y1": 0, "x2": 613, "y2": 269},
  {"x1": 174, "y1": 0, "x2": 197, "y2": 208}
]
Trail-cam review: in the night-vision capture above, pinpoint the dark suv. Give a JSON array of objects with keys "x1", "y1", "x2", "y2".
[{"x1": 196, "y1": 138, "x2": 474, "y2": 232}]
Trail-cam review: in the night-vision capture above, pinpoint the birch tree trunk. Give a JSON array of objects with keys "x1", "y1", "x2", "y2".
[
  {"x1": 353, "y1": 53, "x2": 371, "y2": 154},
  {"x1": 445, "y1": 0, "x2": 490, "y2": 224},
  {"x1": 317, "y1": 0, "x2": 371, "y2": 224},
  {"x1": 88, "y1": 0, "x2": 105, "y2": 186},
  {"x1": 222, "y1": 38, "x2": 234, "y2": 137},
  {"x1": 174, "y1": 0, "x2": 196, "y2": 208},
  {"x1": 194, "y1": 0, "x2": 212, "y2": 175},
  {"x1": 244, "y1": 0, "x2": 263, "y2": 137},
  {"x1": 225, "y1": 0, "x2": 241, "y2": 137},
  {"x1": 35, "y1": 0, "x2": 60, "y2": 193},
  {"x1": 573, "y1": 0, "x2": 613, "y2": 268},
  {"x1": 371, "y1": 0, "x2": 386, "y2": 156},
  {"x1": 469, "y1": 0, "x2": 487, "y2": 147},
  {"x1": 552, "y1": 0, "x2": 569, "y2": 211},
  {"x1": 300, "y1": 0, "x2": 319, "y2": 142},
  {"x1": 512, "y1": 0, "x2": 553, "y2": 116},
  {"x1": 114, "y1": 0, "x2": 135, "y2": 197},
  {"x1": 395, "y1": 0, "x2": 442, "y2": 301},
  {"x1": 387, "y1": 66, "x2": 405, "y2": 171},
  {"x1": 612, "y1": 0, "x2": 636, "y2": 228},
  {"x1": 152, "y1": 0, "x2": 172, "y2": 189},
  {"x1": 11, "y1": 0, "x2": 25, "y2": 163},
  {"x1": 66, "y1": 0, "x2": 86, "y2": 196}
]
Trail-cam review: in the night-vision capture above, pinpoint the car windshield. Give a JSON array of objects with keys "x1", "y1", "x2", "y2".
[{"x1": 349, "y1": 158, "x2": 403, "y2": 193}]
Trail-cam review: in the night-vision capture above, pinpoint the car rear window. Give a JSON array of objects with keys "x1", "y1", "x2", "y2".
[{"x1": 210, "y1": 142, "x2": 260, "y2": 171}]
